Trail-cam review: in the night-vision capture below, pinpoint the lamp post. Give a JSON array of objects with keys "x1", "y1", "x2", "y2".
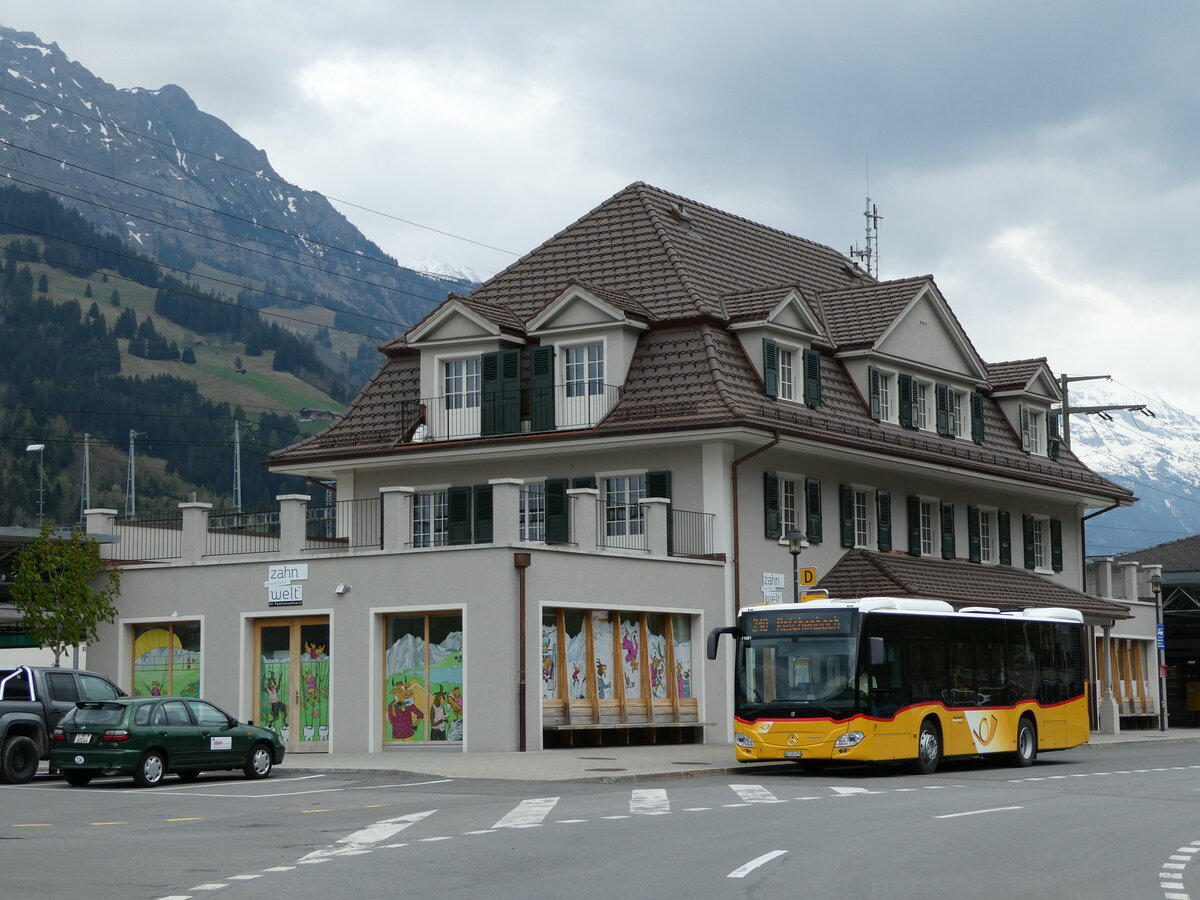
[
  {"x1": 1151, "y1": 572, "x2": 1167, "y2": 732},
  {"x1": 786, "y1": 529, "x2": 807, "y2": 605},
  {"x1": 25, "y1": 443, "x2": 45, "y2": 527}
]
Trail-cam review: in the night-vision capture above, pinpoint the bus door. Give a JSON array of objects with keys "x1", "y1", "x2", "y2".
[{"x1": 862, "y1": 634, "x2": 908, "y2": 759}]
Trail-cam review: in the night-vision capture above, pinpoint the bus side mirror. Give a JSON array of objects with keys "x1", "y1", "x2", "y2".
[
  {"x1": 707, "y1": 626, "x2": 741, "y2": 660},
  {"x1": 869, "y1": 636, "x2": 886, "y2": 667}
]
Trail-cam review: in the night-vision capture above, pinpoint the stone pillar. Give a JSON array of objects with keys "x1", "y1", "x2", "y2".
[
  {"x1": 1094, "y1": 558, "x2": 1114, "y2": 600},
  {"x1": 179, "y1": 502, "x2": 212, "y2": 564},
  {"x1": 85, "y1": 508, "x2": 119, "y2": 560},
  {"x1": 380, "y1": 487, "x2": 414, "y2": 551},
  {"x1": 489, "y1": 478, "x2": 523, "y2": 544},
  {"x1": 568, "y1": 488, "x2": 598, "y2": 551},
  {"x1": 276, "y1": 494, "x2": 311, "y2": 557},
  {"x1": 641, "y1": 497, "x2": 671, "y2": 557},
  {"x1": 1097, "y1": 623, "x2": 1120, "y2": 734},
  {"x1": 1117, "y1": 561, "x2": 1140, "y2": 601}
]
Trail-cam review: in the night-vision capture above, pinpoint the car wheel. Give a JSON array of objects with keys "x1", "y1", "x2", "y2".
[
  {"x1": 1, "y1": 735, "x2": 40, "y2": 785},
  {"x1": 133, "y1": 750, "x2": 167, "y2": 788},
  {"x1": 176, "y1": 769, "x2": 201, "y2": 782},
  {"x1": 908, "y1": 718, "x2": 941, "y2": 775},
  {"x1": 64, "y1": 770, "x2": 95, "y2": 787},
  {"x1": 1011, "y1": 718, "x2": 1037, "y2": 767},
  {"x1": 243, "y1": 743, "x2": 273, "y2": 779}
]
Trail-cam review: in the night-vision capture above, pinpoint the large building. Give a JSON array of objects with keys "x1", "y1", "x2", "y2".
[{"x1": 85, "y1": 183, "x2": 1135, "y2": 755}]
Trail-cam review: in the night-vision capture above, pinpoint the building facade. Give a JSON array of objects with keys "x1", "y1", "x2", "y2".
[{"x1": 84, "y1": 183, "x2": 1135, "y2": 754}]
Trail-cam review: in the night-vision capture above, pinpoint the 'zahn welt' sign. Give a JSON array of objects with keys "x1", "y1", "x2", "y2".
[{"x1": 267, "y1": 563, "x2": 308, "y2": 607}]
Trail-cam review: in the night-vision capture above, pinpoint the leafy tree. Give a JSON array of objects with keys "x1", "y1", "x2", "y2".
[{"x1": 10, "y1": 525, "x2": 121, "y2": 667}]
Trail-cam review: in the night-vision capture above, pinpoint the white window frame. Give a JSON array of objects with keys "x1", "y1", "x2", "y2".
[
  {"x1": 1028, "y1": 410, "x2": 1045, "y2": 456},
  {"x1": 949, "y1": 389, "x2": 964, "y2": 438},
  {"x1": 778, "y1": 347, "x2": 796, "y2": 401},
  {"x1": 777, "y1": 474, "x2": 805, "y2": 540},
  {"x1": 413, "y1": 488, "x2": 449, "y2": 548},
  {"x1": 978, "y1": 506, "x2": 998, "y2": 565},
  {"x1": 602, "y1": 472, "x2": 646, "y2": 537},
  {"x1": 916, "y1": 382, "x2": 931, "y2": 430},
  {"x1": 1032, "y1": 515, "x2": 1050, "y2": 571},
  {"x1": 852, "y1": 486, "x2": 874, "y2": 549},
  {"x1": 919, "y1": 497, "x2": 938, "y2": 557},
  {"x1": 564, "y1": 341, "x2": 605, "y2": 398},
  {"x1": 878, "y1": 371, "x2": 895, "y2": 424},
  {"x1": 443, "y1": 356, "x2": 481, "y2": 410}
]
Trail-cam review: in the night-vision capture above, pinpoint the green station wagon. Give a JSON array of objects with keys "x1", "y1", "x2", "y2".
[{"x1": 50, "y1": 697, "x2": 285, "y2": 787}]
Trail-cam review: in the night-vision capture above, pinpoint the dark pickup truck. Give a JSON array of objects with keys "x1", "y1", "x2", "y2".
[{"x1": 0, "y1": 665, "x2": 126, "y2": 783}]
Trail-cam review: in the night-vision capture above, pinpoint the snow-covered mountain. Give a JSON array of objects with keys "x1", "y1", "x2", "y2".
[
  {"x1": 0, "y1": 25, "x2": 464, "y2": 333},
  {"x1": 1065, "y1": 381, "x2": 1200, "y2": 556}
]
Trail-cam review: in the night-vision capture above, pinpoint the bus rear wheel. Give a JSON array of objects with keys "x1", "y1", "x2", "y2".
[
  {"x1": 1011, "y1": 718, "x2": 1037, "y2": 767},
  {"x1": 909, "y1": 718, "x2": 941, "y2": 775}
]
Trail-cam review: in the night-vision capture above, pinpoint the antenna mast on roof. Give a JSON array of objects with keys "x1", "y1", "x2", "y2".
[{"x1": 849, "y1": 160, "x2": 881, "y2": 279}]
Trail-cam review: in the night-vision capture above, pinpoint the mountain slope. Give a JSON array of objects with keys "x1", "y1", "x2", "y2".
[
  {"x1": 0, "y1": 25, "x2": 461, "y2": 335},
  {"x1": 1067, "y1": 382, "x2": 1200, "y2": 556}
]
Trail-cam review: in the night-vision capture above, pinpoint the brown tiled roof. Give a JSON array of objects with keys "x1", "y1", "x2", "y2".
[
  {"x1": 722, "y1": 285, "x2": 818, "y2": 327},
  {"x1": 530, "y1": 281, "x2": 656, "y2": 324},
  {"x1": 987, "y1": 358, "x2": 1052, "y2": 393},
  {"x1": 1115, "y1": 534, "x2": 1200, "y2": 572},
  {"x1": 818, "y1": 278, "x2": 928, "y2": 349},
  {"x1": 817, "y1": 549, "x2": 1131, "y2": 619}
]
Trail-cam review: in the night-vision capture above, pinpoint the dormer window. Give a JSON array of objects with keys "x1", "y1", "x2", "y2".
[
  {"x1": 1020, "y1": 405, "x2": 1055, "y2": 456},
  {"x1": 779, "y1": 348, "x2": 795, "y2": 401},
  {"x1": 763, "y1": 339, "x2": 821, "y2": 406},
  {"x1": 565, "y1": 343, "x2": 604, "y2": 397},
  {"x1": 444, "y1": 358, "x2": 480, "y2": 410}
]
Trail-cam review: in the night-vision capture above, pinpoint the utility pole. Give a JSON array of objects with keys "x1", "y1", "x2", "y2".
[
  {"x1": 1057, "y1": 374, "x2": 1149, "y2": 448},
  {"x1": 80, "y1": 433, "x2": 91, "y2": 523},
  {"x1": 126, "y1": 430, "x2": 147, "y2": 517},
  {"x1": 233, "y1": 419, "x2": 243, "y2": 512}
]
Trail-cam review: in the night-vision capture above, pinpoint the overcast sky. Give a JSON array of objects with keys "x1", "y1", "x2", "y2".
[{"x1": 9, "y1": 1, "x2": 1200, "y2": 414}]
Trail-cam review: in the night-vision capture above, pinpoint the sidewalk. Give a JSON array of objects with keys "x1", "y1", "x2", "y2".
[{"x1": 277, "y1": 727, "x2": 1200, "y2": 784}]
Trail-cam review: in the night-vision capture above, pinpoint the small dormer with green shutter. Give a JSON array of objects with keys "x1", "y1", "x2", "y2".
[
  {"x1": 727, "y1": 287, "x2": 827, "y2": 407},
  {"x1": 986, "y1": 358, "x2": 1062, "y2": 459}
]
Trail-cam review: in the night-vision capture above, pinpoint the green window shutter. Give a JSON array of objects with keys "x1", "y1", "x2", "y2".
[
  {"x1": 998, "y1": 510, "x2": 1012, "y2": 565},
  {"x1": 762, "y1": 338, "x2": 779, "y2": 398},
  {"x1": 967, "y1": 506, "x2": 981, "y2": 563},
  {"x1": 907, "y1": 495, "x2": 922, "y2": 556},
  {"x1": 805, "y1": 479, "x2": 823, "y2": 544},
  {"x1": 1047, "y1": 412, "x2": 1061, "y2": 460},
  {"x1": 572, "y1": 476, "x2": 597, "y2": 490},
  {"x1": 545, "y1": 478, "x2": 569, "y2": 544},
  {"x1": 898, "y1": 374, "x2": 915, "y2": 428},
  {"x1": 802, "y1": 348, "x2": 822, "y2": 407},
  {"x1": 448, "y1": 486, "x2": 472, "y2": 545},
  {"x1": 646, "y1": 470, "x2": 672, "y2": 553},
  {"x1": 764, "y1": 472, "x2": 781, "y2": 539},
  {"x1": 1050, "y1": 518, "x2": 1064, "y2": 572},
  {"x1": 480, "y1": 351, "x2": 500, "y2": 436},
  {"x1": 876, "y1": 490, "x2": 892, "y2": 552},
  {"x1": 498, "y1": 347, "x2": 521, "y2": 435},
  {"x1": 1022, "y1": 513, "x2": 1036, "y2": 569},
  {"x1": 530, "y1": 345, "x2": 555, "y2": 432},
  {"x1": 940, "y1": 501, "x2": 955, "y2": 559},
  {"x1": 935, "y1": 383, "x2": 951, "y2": 436},
  {"x1": 473, "y1": 484, "x2": 493, "y2": 544},
  {"x1": 1020, "y1": 405, "x2": 1031, "y2": 452},
  {"x1": 868, "y1": 366, "x2": 881, "y2": 421},
  {"x1": 839, "y1": 484, "x2": 855, "y2": 548},
  {"x1": 970, "y1": 392, "x2": 986, "y2": 444}
]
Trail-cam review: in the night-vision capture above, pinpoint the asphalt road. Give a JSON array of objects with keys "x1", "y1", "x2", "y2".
[{"x1": 5, "y1": 743, "x2": 1200, "y2": 899}]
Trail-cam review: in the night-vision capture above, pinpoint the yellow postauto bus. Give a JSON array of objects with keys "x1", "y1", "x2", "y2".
[{"x1": 707, "y1": 597, "x2": 1089, "y2": 774}]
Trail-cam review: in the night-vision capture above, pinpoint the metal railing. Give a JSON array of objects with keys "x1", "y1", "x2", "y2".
[
  {"x1": 304, "y1": 497, "x2": 382, "y2": 551},
  {"x1": 112, "y1": 512, "x2": 183, "y2": 561},
  {"x1": 670, "y1": 508, "x2": 715, "y2": 557},
  {"x1": 205, "y1": 507, "x2": 280, "y2": 556},
  {"x1": 400, "y1": 383, "x2": 622, "y2": 443},
  {"x1": 597, "y1": 503, "x2": 648, "y2": 551}
]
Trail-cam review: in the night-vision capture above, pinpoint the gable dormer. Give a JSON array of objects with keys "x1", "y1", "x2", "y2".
[
  {"x1": 987, "y1": 359, "x2": 1063, "y2": 458},
  {"x1": 727, "y1": 287, "x2": 827, "y2": 407}
]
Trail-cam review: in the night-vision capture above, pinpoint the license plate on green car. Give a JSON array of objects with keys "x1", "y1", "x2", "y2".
[{"x1": 72, "y1": 733, "x2": 92, "y2": 744}]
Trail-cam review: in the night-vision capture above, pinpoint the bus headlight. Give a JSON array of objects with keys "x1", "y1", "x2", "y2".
[
  {"x1": 735, "y1": 733, "x2": 755, "y2": 748},
  {"x1": 834, "y1": 731, "x2": 865, "y2": 748}
]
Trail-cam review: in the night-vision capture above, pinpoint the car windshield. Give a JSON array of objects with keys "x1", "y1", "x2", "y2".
[
  {"x1": 63, "y1": 703, "x2": 127, "y2": 727},
  {"x1": 736, "y1": 634, "x2": 859, "y2": 713}
]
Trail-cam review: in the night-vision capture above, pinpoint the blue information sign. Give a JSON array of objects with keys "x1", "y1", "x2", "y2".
[{"x1": 1157, "y1": 623, "x2": 1165, "y2": 650}]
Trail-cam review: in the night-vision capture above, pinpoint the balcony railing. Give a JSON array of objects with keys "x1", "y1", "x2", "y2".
[
  {"x1": 671, "y1": 508, "x2": 716, "y2": 558},
  {"x1": 206, "y1": 507, "x2": 281, "y2": 556},
  {"x1": 113, "y1": 512, "x2": 183, "y2": 561},
  {"x1": 401, "y1": 383, "x2": 622, "y2": 443},
  {"x1": 598, "y1": 503, "x2": 647, "y2": 551},
  {"x1": 304, "y1": 497, "x2": 382, "y2": 551}
]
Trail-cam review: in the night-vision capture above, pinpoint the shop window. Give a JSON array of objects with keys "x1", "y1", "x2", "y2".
[
  {"x1": 383, "y1": 612, "x2": 463, "y2": 743},
  {"x1": 131, "y1": 622, "x2": 201, "y2": 697}
]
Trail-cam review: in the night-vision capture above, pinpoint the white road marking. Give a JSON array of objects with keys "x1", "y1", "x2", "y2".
[
  {"x1": 729, "y1": 784, "x2": 781, "y2": 803},
  {"x1": 228, "y1": 873, "x2": 263, "y2": 880},
  {"x1": 631, "y1": 788, "x2": 670, "y2": 815},
  {"x1": 728, "y1": 850, "x2": 788, "y2": 879},
  {"x1": 493, "y1": 797, "x2": 559, "y2": 828},
  {"x1": 347, "y1": 779, "x2": 452, "y2": 790},
  {"x1": 934, "y1": 806, "x2": 1023, "y2": 820},
  {"x1": 263, "y1": 867, "x2": 295, "y2": 872},
  {"x1": 829, "y1": 786, "x2": 882, "y2": 796},
  {"x1": 191, "y1": 885, "x2": 227, "y2": 891},
  {"x1": 299, "y1": 809, "x2": 436, "y2": 861}
]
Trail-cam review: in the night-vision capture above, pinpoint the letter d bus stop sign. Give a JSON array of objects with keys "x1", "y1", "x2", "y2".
[{"x1": 800, "y1": 567, "x2": 818, "y2": 587}]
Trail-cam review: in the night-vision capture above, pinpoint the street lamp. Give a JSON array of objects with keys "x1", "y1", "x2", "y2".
[
  {"x1": 1150, "y1": 572, "x2": 1167, "y2": 732},
  {"x1": 786, "y1": 529, "x2": 808, "y2": 604},
  {"x1": 25, "y1": 443, "x2": 45, "y2": 527}
]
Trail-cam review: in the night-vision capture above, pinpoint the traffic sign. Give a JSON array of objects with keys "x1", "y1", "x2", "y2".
[{"x1": 800, "y1": 567, "x2": 818, "y2": 587}]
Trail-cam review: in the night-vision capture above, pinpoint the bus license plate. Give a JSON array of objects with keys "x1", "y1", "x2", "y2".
[
  {"x1": 783, "y1": 750, "x2": 802, "y2": 758},
  {"x1": 72, "y1": 733, "x2": 92, "y2": 744}
]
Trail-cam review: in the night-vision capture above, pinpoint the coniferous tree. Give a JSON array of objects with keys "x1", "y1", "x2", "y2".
[{"x1": 84, "y1": 282, "x2": 92, "y2": 298}]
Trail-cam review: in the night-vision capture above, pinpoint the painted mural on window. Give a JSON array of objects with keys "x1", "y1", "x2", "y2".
[
  {"x1": 259, "y1": 654, "x2": 292, "y2": 744},
  {"x1": 592, "y1": 612, "x2": 614, "y2": 700},
  {"x1": 565, "y1": 609, "x2": 589, "y2": 700},
  {"x1": 648, "y1": 614, "x2": 668, "y2": 699},
  {"x1": 621, "y1": 615, "x2": 642, "y2": 698},
  {"x1": 298, "y1": 623, "x2": 330, "y2": 744},
  {"x1": 384, "y1": 613, "x2": 464, "y2": 743},
  {"x1": 672, "y1": 614, "x2": 693, "y2": 699},
  {"x1": 541, "y1": 613, "x2": 559, "y2": 700},
  {"x1": 132, "y1": 623, "x2": 201, "y2": 698}
]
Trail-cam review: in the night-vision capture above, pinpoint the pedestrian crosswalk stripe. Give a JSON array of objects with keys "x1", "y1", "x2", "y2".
[
  {"x1": 630, "y1": 788, "x2": 670, "y2": 815},
  {"x1": 729, "y1": 784, "x2": 782, "y2": 803},
  {"x1": 493, "y1": 797, "x2": 559, "y2": 829}
]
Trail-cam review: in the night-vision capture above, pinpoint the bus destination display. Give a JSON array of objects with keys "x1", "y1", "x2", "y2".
[{"x1": 744, "y1": 610, "x2": 854, "y2": 636}]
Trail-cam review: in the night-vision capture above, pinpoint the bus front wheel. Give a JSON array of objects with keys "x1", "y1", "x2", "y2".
[
  {"x1": 909, "y1": 718, "x2": 941, "y2": 775},
  {"x1": 1011, "y1": 718, "x2": 1037, "y2": 767}
]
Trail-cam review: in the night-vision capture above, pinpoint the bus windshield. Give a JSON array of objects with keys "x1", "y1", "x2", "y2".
[{"x1": 737, "y1": 634, "x2": 859, "y2": 715}]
